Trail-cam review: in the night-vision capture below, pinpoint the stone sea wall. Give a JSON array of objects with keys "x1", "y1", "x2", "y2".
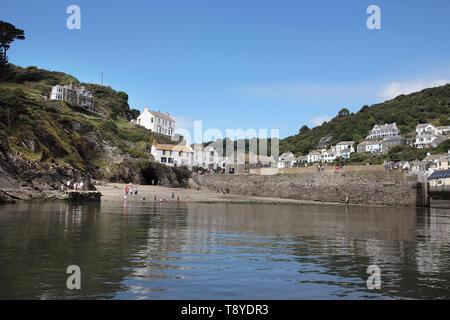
[{"x1": 194, "y1": 170, "x2": 428, "y2": 207}]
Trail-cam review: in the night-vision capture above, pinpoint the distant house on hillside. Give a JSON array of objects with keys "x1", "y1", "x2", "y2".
[
  {"x1": 366, "y1": 123, "x2": 399, "y2": 139},
  {"x1": 294, "y1": 156, "x2": 308, "y2": 166},
  {"x1": 50, "y1": 83, "x2": 94, "y2": 109},
  {"x1": 414, "y1": 123, "x2": 450, "y2": 148},
  {"x1": 335, "y1": 141, "x2": 355, "y2": 153},
  {"x1": 307, "y1": 151, "x2": 321, "y2": 163},
  {"x1": 278, "y1": 152, "x2": 295, "y2": 168},
  {"x1": 380, "y1": 136, "x2": 410, "y2": 152},
  {"x1": 136, "y1": 108, "x2": 175, "y2": 136},
  {"x1": 317, "y1": 136, "x2": 334, "y2": 149},
  {"x1": 357, "y1": 140, "x2": 382, "y2": 153}
]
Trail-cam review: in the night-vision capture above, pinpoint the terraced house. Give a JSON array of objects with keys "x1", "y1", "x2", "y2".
[{"x1": 151, "y1": 143, "x2": 193, "y2": 168}]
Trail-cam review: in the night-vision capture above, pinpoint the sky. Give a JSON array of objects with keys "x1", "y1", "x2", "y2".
[{"x1": 2, "y1": 0, "x2": 450, "y2": 140}]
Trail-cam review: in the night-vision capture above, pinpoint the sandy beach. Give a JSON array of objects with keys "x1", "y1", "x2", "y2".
[{"x1": 96, "y1": 182, "x2": 344, "y2": 206}]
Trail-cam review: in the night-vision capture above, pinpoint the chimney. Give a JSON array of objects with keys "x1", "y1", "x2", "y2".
[{"x1": 165, "y1": 112, "x2": 169, "y2": 116}]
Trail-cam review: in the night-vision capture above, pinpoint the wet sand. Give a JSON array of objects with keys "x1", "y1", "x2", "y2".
[{"x1": 96, "y1": 182, "x2": 344, "y2": 206}]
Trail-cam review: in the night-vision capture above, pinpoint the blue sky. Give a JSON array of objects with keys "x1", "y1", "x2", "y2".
[{"x1": 2, "y1": 0, "x2": 450, "y2": 139}]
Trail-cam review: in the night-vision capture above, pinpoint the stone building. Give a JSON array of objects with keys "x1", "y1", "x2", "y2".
[{"x1": 50, "y1": 83, "x2": 94, "y2": 109}]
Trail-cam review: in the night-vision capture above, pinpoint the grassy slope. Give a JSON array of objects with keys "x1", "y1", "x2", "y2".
[{"x1": 0, "y1": 65, "x2": 176, "y2": 178}]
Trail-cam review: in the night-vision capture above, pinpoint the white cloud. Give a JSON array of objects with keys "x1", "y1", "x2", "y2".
[
  {"x1": 310, "y1": 116, "x2": 332, "y2": 126},
  {"x1": 379, "y1": 79, "x2": 450, "y2": 100}
]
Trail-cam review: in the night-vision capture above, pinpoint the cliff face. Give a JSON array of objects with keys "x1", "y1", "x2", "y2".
[{"x1": 0, "y1": 65, "x2": 189, "y2": 202}]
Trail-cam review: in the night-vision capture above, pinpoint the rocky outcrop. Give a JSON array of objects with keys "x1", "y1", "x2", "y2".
[{"x1": 0, "y1": 138, "x2": 95, "y2": 203}]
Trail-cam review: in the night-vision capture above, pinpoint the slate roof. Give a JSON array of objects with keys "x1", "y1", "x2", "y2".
[{"x1": 428, "y1": 169, "x2": 450, "y2": 179}]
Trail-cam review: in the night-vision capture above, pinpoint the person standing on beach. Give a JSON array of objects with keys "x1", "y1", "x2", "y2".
[{"x1": 125, "y1": 186, "x2": 129, "y2": 195}]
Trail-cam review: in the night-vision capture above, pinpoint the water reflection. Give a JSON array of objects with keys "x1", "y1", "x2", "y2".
[{"x1": 0, "y1": 202, "x2": 449, "y2": 299}]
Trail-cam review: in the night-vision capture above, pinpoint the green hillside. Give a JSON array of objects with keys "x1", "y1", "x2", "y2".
[
  {"x1": 280, "y1": 84, "x2": 450, "y2": 156},
  {"x1": 0, "y1": 65, "x2": 176, "y2": 180}
]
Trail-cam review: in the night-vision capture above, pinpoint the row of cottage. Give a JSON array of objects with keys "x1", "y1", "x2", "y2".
[
  {"x1": 306, "y1": 122, "x2": 450, "y2": 164},
  {"x1": 129, "y1": 109, "x2": 450, "y2": 174}
]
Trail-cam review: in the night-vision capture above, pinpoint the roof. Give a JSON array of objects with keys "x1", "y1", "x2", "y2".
[
  {"x1": 336, "y1": 141, "x2": 354, "y2": 145},
  {"x1": 308, "y1": 151, "x2": 321, "y2": 155},
  {"x1": 371, "y1": 123, "x2": 397, "y2": 131},
  {"x1": 416, "y1": 123, "x2": 433, "y2": 129},
  {"x1": 154, "y1": 143, "x2": 192, "y2": 153},
  {"x1": 318, "y1": 136, "x2": 333, "y2": 144},
  {"x1": 279, "y1": 152, "x2": 295, "y2": 159},
  {"x1": 425, "y1": 153, "x2": 447, "y2": 161},
  {"x1": 358, "y1": 140, "x2": 381, "y2": 146},
  {"x1": 339, "y1": 148, "x2": 351, "y2": 153},
  {"x1": 412, "y1": 160, "x2": 429, "y2": 166},
  {"x1": 428, "y1": 169, "x2": 450, "y2": 180},
  {"x1": 145, "y1": 109, "x2": 174, "y2": 121}
]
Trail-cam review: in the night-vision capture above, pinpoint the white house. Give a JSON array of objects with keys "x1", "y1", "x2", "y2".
[
  {"x1": 307, "y1": 151, "x2": 322, "y2": 163},
  {"x1": 150, "y1": 143, "x2": 193, "y2": 168},
  {"x1": 321, "y1": 150, "x2": 340, "y2": 163},
  {"x1": 192, "y1": 144, "x2": 225, "y2": 170},
  {"x1": 50, "y1": 83, "x2": 94, "y2": 109},
  {"x1": 335, "y1": 141, "x2": 355, "y2": 153},
  {"x1": 136, "y1": 108, "x2": 175, "y2": 136},
  {"x1": 414, "y1": 123, "x2": 450, "y2": 148},
  {"x1": 366, "y1": 123, "x2": 399, "y2": 139},
  {"x1": 278, "y1": 152, "x2": 296, "y2": 168}
]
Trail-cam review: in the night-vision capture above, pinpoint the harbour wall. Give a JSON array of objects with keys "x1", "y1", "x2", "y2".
[{"x1": 194, "y1": 170, "x2": 428, "y2": 207}]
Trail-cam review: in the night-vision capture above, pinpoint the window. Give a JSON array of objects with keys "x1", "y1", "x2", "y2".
[
  {"x1": 162, "y1": 150, "x2": 166, "y2": 155},
  {"x1": 151, "y1": 118, "x2": 153, "y2": 123},
  {"x1": 179, "y1": 151, "x2": 182, "y2": 157},
  {"x1": 161, "y1": 157, "x2": 167, "y2": 163},
  {"x1": 168, "y1": 158, "x2": 174, "y2": 164}
]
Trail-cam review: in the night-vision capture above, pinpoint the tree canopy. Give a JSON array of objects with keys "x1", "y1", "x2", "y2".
[{"x1": 0, "y1": 21, "x2": 25, "y2": 78}]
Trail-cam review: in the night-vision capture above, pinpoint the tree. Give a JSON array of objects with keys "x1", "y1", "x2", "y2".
[
  {"x1": 130, "y1": 109, "x2": 140, "y2": 119},
  {"x1": 338, "y1": 107, "x2": 350, "y2": 117},
  {"x1": 299, "y1": 125, "x2": 310, "y2": 135},
  {"x1": 0, "y1": 21, "x2": 25, "y2": 78}
]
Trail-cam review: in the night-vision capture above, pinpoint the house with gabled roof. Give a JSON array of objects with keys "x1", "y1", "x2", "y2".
[
  {"x1": 136, "y1": 108, "x2": 175, "y2": 136},
  {"x1": 151, "y1": 142, "x2": 193, "y2": 168}
]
